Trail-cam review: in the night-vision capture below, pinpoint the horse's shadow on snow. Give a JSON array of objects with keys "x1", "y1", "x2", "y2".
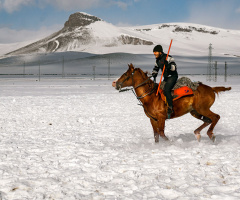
[
  {"x1": 138, "y1": 133, "x2": 239, "y2": 149},
  {"x1": 169, "y1": 133, "x2": 238, "y2": 145}
]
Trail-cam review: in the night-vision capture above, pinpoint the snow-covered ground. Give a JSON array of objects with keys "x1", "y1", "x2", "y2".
[{"x1": 0, "y1": 75, "x2": 239, "y2": 200}]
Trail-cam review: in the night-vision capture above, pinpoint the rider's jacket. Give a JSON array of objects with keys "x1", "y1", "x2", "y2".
[{"x1": 153, "y1": 53, "x2": 178, "y2": 80}]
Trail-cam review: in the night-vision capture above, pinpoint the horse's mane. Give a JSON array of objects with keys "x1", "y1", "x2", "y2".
[
  {"x1": 128, "y1": 64, "x2": 153, "y2": 83},
  {"x1": 135, "y1": 68, "x2": 153, "y2": 82}
]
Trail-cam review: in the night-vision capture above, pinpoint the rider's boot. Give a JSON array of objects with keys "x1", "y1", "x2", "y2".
[{"x1": 167, "y1": 106, "x2": 173, "y2": 119}]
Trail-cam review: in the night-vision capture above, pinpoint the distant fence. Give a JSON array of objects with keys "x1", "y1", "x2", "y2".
[
  {"x1": 0, "y1": 53, "x2": 239, "y2": 81},
  {"x1": 207, "y1": 61, "x2": 229, "y2": 82},
  {"x1": 0, "y1": 55, "x2": 122, "y2": 80},
  {"x1": 0, "y1": 53, "x2": 145, "y2": 80}
]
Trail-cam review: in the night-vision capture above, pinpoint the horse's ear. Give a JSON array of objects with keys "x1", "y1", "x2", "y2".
[{"x1": 128, "y1": 63, "x2": 134, "y2": 71}]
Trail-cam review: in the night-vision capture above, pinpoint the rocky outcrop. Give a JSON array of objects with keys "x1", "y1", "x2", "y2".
[
  {"x1": 136, "y1": 24, "x2": 219, "y2": 35},
  {"x1": 64, "y1": 12, "x2": 102, "y2": 28},
  {"x1": 118, "y1": 35, "x2": 153, "y2": 45}
]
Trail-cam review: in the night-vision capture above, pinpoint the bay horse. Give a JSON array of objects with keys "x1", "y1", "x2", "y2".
[{"x1": 112, "y1": 64, "x2": 231, "y2": 143}]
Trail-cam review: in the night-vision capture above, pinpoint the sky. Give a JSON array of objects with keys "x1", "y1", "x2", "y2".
[{"x1": 0, "y1": 0, "x2": 240, "y2": 44}]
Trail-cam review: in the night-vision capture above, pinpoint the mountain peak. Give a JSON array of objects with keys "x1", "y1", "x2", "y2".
[{"x1": 64, "y1": 12, "x2": 102, "y2": 28}]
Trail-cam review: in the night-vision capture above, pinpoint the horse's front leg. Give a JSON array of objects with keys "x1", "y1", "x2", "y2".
[
  {"x1": 150, "y1": 119, "x2": 159, "y2": 142},
  {"x1": 150, "y1": 118, "x2": 168, "y2": 143}
]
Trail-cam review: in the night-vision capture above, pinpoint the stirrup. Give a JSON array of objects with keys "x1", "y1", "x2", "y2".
[{"x1": 167, "y1": 107, "x2": 173, "y2": 119}]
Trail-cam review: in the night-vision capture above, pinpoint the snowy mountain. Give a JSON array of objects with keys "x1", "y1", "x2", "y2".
[
  {"x1": 5, "y1": 12, "x2": 240, "y2": 57},
  {"x1": 5, "y1": 12, "x2": 153, "y2": 56}
]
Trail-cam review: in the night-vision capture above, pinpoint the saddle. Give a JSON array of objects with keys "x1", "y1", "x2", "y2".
[
  {"x1": 159, "y1": 86, "x2": 193, "y2": 102},
  {"x1": 158, "y1": 77, "x2": 199, "y2": 102}
]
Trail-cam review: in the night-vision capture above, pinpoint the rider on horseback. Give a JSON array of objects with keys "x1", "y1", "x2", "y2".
[{"x1": 152, "y1": 45, "x2": 178, "y2": 118}]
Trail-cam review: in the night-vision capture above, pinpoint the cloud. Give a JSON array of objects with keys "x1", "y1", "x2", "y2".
[
  {"x1": 236, "y1": 7, "x2": 240, "y2": 13},
  {"x1": 44, "y1": 0, "x2": 133, "y2": 11},
  {"x1": 0, "y1": 25, "x2": 61, "y2": 44},
  {"x1": 43, "y1": 0, "x2": 101, "y2": 10},
  {"x1": 114, "y1": 1, "x2": 128, "y2": 10},
  {"x1": 187, "y1": 0, "x2": 240, "y2": 29},
  {"x1": 0, "y1": 0, "x2": 136, "y2": 12},
  {"x1": 0, "y1": 0, "x2": 34, "y2": 13}
]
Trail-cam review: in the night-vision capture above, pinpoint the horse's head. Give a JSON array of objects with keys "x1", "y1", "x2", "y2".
[{"x1": 112, "y1": 63, "x2": 136, "y2": 90}]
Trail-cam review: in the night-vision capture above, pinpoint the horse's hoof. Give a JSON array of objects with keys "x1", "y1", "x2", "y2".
[
  {"x1": 195, "y1": 134, "x2": 201, "y2": 142},
  {"x1": 211, "y1": 135, "x2": 216, "y2": 142},
  {"x1": 163, "y1": 136, "x2": 169, "y2": 141},
  {"x1": 112, "y1": 81, "x2": 116, "y2": 87}
]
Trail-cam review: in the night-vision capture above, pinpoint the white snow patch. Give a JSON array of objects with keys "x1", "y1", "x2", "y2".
[{"x1": 0, "y1": 76, "x2": 239, "y2": 199}]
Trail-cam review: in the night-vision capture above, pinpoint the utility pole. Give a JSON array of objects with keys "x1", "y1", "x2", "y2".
[
  {"x1": 23, "y1": 61, "x2": 25, "y2": 78},
  {"x1": 38, "y1": 60, "x2": 41, "y2": 81},
  {"x1": 108, "y1": 57, "x2": 110, "y2": 80},
  {"x1": 207, "y1": 43, "x2": 213, "y2": 81},
  {"x1": 92, "y1": 66, "x2": 96, "y2": 80},
  {"x1": 225, "y1": 61, "x2": 227, "y2": 82},
  {"x1": 62, "y1": 56, "x2": 65, "y2": 78},
  {"x1": 214, "y1": 61, "x2": 217, "y2": 82}
]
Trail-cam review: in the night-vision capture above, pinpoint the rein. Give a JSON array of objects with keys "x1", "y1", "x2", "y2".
[
  {"x1": 119, "y1": 69, "x2": 154, "y2": 99},
  {"x1": 118, "y1": 71, "x2": 158, "y2": 121}
]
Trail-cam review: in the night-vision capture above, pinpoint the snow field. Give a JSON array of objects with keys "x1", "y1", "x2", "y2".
[{"x1": 0, "y1": 77, "x2": 239, "y2": 200}]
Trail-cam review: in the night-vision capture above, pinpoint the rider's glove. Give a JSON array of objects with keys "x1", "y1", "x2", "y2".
[{"x1": 152, "y1": 70, "x2": 158, "y2": 78}]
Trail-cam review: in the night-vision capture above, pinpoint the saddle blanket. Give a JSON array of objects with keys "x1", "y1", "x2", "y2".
[
  {"x1": 159, "y1": 77, "x2": 199, "y2": 101},
  {"x1": 160, "y1": 77, "x2": 199, "y2": 91}
]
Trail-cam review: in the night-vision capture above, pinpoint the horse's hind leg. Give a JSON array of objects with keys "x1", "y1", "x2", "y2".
[
  {"x1": 193, "y1": 109, "x2": 220, "y2": 142},
  {"x1": 190, "y1": 110, "x2": 212, "y2": 141},
  {"x1": 205, "y1": 111, "x2": 220, "y2": 142}
]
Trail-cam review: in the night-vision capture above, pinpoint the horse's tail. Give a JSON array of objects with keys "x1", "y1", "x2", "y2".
[{"x1": 212, "y1": 86, "x2": 231, "y2": 95}]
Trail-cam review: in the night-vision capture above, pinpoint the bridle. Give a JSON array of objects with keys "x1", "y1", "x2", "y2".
[
  {"x1": 117, "y1": 69, "x2": 158, "y2": 121},
  {"x1": 117, "y1": 69, "x2": 136, "y2": 91},
  {"x1": 118, "y1": 69, "x2": 156, "y2": 99}
]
